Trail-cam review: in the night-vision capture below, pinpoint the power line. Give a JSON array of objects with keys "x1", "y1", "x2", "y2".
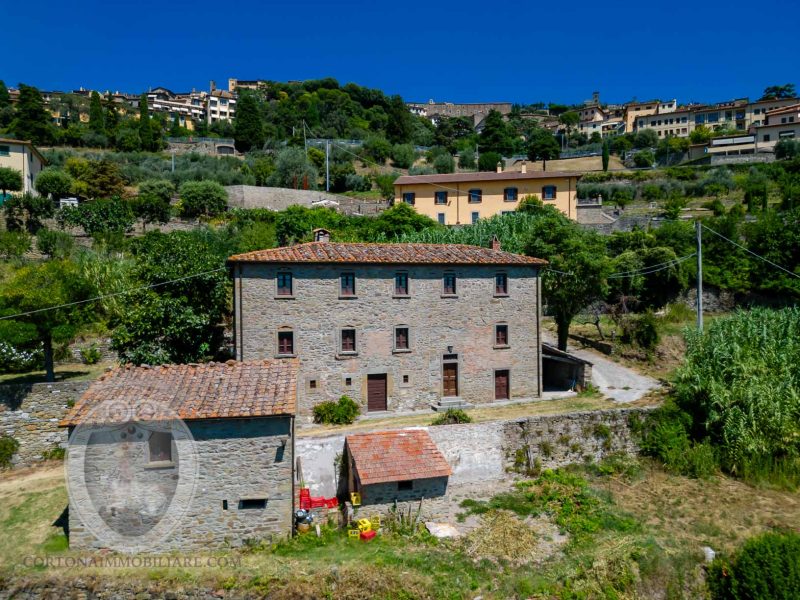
[
  {"x1": 0, "y1": 267, "x2": 227, "y2": 322},
  {"x1": 607, "y1": 252, "x2": 697, "y2": 279},
  {"x1": 702, "y1": 223, "x2": 800, "y2": 280}
]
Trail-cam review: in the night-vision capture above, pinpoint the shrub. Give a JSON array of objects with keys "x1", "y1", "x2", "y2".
[
  {"x1": 58, "y1": 197, "x2": 135, "y2": 235},
  {"x1": 0, "y1": 340, "x2": 43, "y2": 373},
  {"x1": 41, "y1": 446, "x2": 66, "y2": 461},
  {"x1": 37, "y1": 228, "x2": 74, "y2": 259},
  {"x1": 79, "y1": 344, "x2": 102, "y2": 365},
  {"x1": 432, "y1": 153, "x2": 455, "y2": 174},
  {"x1": 312, "y1": 395, "x2": 360, "y2": 425},
  {"x1": 430, "y1": 408, "x2": 472, "y2": 425},
  {"x1": 179, "y1": 180, "x2": 228, "y2": 218},
  {"x1": 362, "y1": 136, "x2": 392, "y2": 164},
  {"x1": 408, "y1": 165, "x2": 435, "y2": 176},
  {"x1": 390, "y1": 144, "x2": 416, "y2": 169},
  {"x1": 478, "y1": 151, "x2": 502, "y2": 172},
  {"x1": 374, "y1": 173, "x2": 398, "y2": 200},
  {"x1": 458, "y1": 148, "x2": 476, "y2": 169},
  {"x1": 633, "y1": 150, "x2": 654, "y2": 168},
  {"x1": 0, "y1": 230, "x2": 31, "y2": 258},
  {"x1": 344, "y1": 173, "x2": 371, "y2": 192},
  {"x1": 0, "y1": 435, "x2": 20, "y2": 469},
  {"x1": 708, "y1": 531, "x2": 800, "y2": 600},
  {"x1": 631, "y1": 310, "x2": 660, "y2": 351}
]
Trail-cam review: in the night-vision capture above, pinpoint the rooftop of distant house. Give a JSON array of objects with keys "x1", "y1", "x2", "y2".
[
  {"x1": 346, "y1": 429, "x2": 452, "y2": 485},
  {"x1": 60, "y1": 359, "x2": 298, "y2": 426},
  {"x1": 393, "y1": 170, "x2": 581, "y2": 186},
  {"x1": 228, "y1": 242, "x2": 547, "y2": 266}
]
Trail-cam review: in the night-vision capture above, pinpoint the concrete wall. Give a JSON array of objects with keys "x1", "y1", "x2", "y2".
[
  {"x1": 234, "y1": 262, "x2": 542, "y2": 415},
  {"x1": 296, "y1": 407, "x2": 647, "y2": 500},
  {"x1": 69, "y1": 416, "x2": 294, "y2": 551},
  {"x1": 225, "y1": 185, "x2": 387, "y2": 216},
  {"x1": 0, "y1": 381, "x2": 90, "y2": 466}
]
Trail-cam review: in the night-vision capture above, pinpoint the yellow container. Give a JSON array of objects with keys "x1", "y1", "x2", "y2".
[
  {"x1": 357, "y1": 518, "x2": 372, "y2": 533},
  {"x1": 350, "y1": 492, "x2": 362, "y2": 506},
  {"x1": 348, "y1": 529, "x2": 361, "y2": 539}
]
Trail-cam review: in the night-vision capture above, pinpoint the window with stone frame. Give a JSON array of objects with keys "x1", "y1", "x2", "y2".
[
  {"x1": 394, "y1": 326, "x2": 410, "y2": 350},
  {"x1": 495, "y1": 273, "x2": 508, "y2": 295},
  {"x1": 394, "y1": 272, "x2": 409, "y2": 296},
  {"x1": 443, "y1": 272, "x2": 457, "y2": 295},
  {"x1": 148, "y1": 431, "x2": 173, "y2": 463},
  {"x1": 495, "y1": 324, "x2": 509, "y2": 347},
  {"x1": 277, "y1": 330, "x2": 294, "y2": 355},
  {"x1": 276, "y1": 272, "x2": 293, "y2": 296},
  {"x1": 341, "y1": 328, "x2": 357, "y2": 353},
  {"x1": 340, "y1": 273, "x2": 356, "y2": 297}
]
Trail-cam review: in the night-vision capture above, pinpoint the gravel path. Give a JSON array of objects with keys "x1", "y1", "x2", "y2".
[{"x1": 543, "y1": 332, "x2": 660, "y2": 403}]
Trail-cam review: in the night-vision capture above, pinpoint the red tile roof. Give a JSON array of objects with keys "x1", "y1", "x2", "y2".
[
  {"x1": 346, "y1": 429, "x2": 451, "y2": 485},
  {"x1": 60, "y1": 359, "x2": 297, "y2": 426},
  {"x1": 229, "y1": 242, "x2": 546, "y2": 266},
  {"x1": 393, "y1": 170, "x2": 581, "y2": 185}
]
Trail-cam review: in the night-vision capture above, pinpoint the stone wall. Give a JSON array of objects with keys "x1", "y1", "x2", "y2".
[
  {"x1": 225, "y1": 185, "x2": 387, "y2": 216},
  {"x1": 296, "y1": 407, "x2": 648, "y2": 501},
  {"x1": 0, "y1": 381, "x2": 90, "y2": 467},
  {"x1": 69, "y1": 417, "x2": 294, "y2": 551},
  {"x1": 234, "y1": 263, "x2": 542, "y2": 416}
]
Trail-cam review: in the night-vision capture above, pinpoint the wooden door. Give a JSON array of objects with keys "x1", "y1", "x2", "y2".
[
  {"x1": 495, "y1": 370, "x2": 509, "y2": 400},
  {"x1": 443, "y1": 362, "x2": 458, "y2": 397},
  {"x1": 367, "y1": 374, "x2": 387, "y2": 411}
]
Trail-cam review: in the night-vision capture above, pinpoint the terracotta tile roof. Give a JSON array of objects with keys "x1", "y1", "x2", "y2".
[
  {"x1": 60, "y1": 359, "x2": 297, "y2": 426},
  {"x1": 228, "y1": 242, "x2": 546, "y2": 266},
  {"x1": 346, "y1": 429, "x2": 451, "y2": 485},
  {"x1": 393, "y1": 170, "x2": 581, "y2": 186}
]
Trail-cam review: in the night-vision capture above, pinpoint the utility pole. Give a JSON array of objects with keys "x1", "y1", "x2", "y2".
[
  {"x1": 696, "y1": 220, "x2": 703, "y2": 331},
  {"x1": 325, "y1": 139, "x2": 330, "y2": 192},
  {"x1": 171, "y1": 151, "x2": 175, "y2": 173}
]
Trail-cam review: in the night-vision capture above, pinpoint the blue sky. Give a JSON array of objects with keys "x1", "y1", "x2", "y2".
[{"x1": 2, "y1": 0, "x2": 797, "y2": 105}]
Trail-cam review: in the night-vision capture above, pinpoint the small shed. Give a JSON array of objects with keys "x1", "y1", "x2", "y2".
[
  {"x1": 542, "y1": 343, "x2": 593, "y2": 392},
  {"x1": 345, "y1": 429, "x2": 451, "y2": 504}
]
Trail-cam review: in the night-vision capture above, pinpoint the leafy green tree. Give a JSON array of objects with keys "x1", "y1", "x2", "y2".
[
  {"x1": 689, "y1": 125, "x2": 713, "y2": 145},
  {"x1": 0, "y1": 230, "x2": 31, "y2": 258},
  {"x1": 589, "y1": 132, "x2": 602, "y2": 144},
  {"x1": 390, "y1": 143, "x2": 416, "y2": 169},
  {"x1": 0, "y1": 167, "x2": 22, "y2": 198},
  {"x1": 0, "y1": 80, "x2": 12, "y2": 127},
  {"x1": 742, "y1": 168, "x2": 768, "y2": 212},
  {"x1": 138, "y1": 94, "x2": 155, "y2": 152},
  {"x1": 0, "y1": 260, "x2": 97, "y2": 381},
  {"x1": 558, "y1": 111, "x2": 579, "y2": 142},
  {"x1": 362, "y1": 136, "x2": 392, "y2": 164},
  {"x1": 610, "y1": 135, "x2": 633, "y2": 156},
  {"x1": 526, "y1": 129, "x2": 560, "y2": 171},
  {"x1": 178, "y1": 180, "x2": 227, "y2": 218},
  {"x1": 34, "y1": 167, "x2": 72, "y2": 200},
  {"x1": 522, "y1": 204, "x2": 611, "y2": 349},
  {"x1": 385, "y1": 95, "x2": 414, "y2": 144},
  {"x1": 11, "y1": 84, "x2": 55, "y2": 145},
  {"x1": 478, "y1": 151, "x2": 502, "y2": 172},
  {"x1": 634, "y1": 129, "x2": 658, "y2": 149},
  {"x1": 87, "y1": 158, "x2": 125, "y2": 199},
  {"x1": 233, "y1": 92, "x2": 265, "y2": 153},
  {"x1": 433, "y1": 152, "x2": 455, "y2": 174},
  {"x1": 633, "y1": 150, "x2": 654, "y2": 168},
  {"x1": 745, "y1": 208, "x2": 800, "y2": 296},
  {"x1": 3, "y1": 192, "x2": 54, "y2": 232},
  {"x1": 58, "y1": 197, "x2": 135, "y2": 235},
  {"x1": 134, "y1": 179, "x2": 174, "y2": 229},
  {"x1": 602, "y1": 140, "x2": 610, "y2": 172},
  {"x1": 370, "y1": 202, "x2": 439, "y2": 237},
  {"x1": 434, "y1": 116, "x2": 473, "y2": 152},
  {"x1": 36, "y1": 228, "x2": 74, "y2": 259},
  {"x1": 88, "y1": 91, "x2": 105, "y2": 134},
  {"x1": 479, "y1": 110, "x2": 514, "y2": 155},
  {"x1": 269, "y1": 147, "x2": 318, "y2": 189},
  {"x1": 112, "y1": 230, "x2": 231, "y2": 365},
  {"x1": 374, "y1": 173, "x2": 398, "y2": 200},
  {"x1": 760, "y1": 83, "x2": 797, "y2": 100},
  {"x1": 458, "y1": 148, "x2": 476, "y2": 169},
  {"x1": 105, "y1": 99, "x2": 120, "y2": 137},
  {"x1": 775, "y1": 139, "x2": 800, "y2": 160}
]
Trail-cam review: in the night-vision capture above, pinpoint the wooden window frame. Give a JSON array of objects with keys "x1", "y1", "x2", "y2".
[
  {"x1": 494, "y1": 323, "x2": 510, "y2": 348},
  {"x1": 339, "y1": 272, "x2": 356, "y2": 298},
  {"x1": 147, "y1": 430, "x2": 173, "y2": 465},
  {"x1": 442, "y1": 272, "x2": 457, "y2": 297},
  {"x1": 340, "y1": 328, "x2": 357, "y2": 355},
  {"x1": 467, "y1": 188, "x2": 482, "y2": 203},
  {"x1": 276, "y1": 271, "x2": 293, "y2": 297},
  {"x1": 402, "y1": 192, "x2": 415, "y2": 205},
  {"x1": 494, "y1": 273, "x2": 509, "y2": 296},
  {"x1": 393, "y1": 326, "x2": 410, "y2": 352},
  {"x1": 434, "y1": 191, "x2": 448, "y2": 205},
  {"x1": 542, "y1": 185, "x2": 557, "y2": 201},
  {"x1": 503, "y1": 187, "x2": 518, "y2": 202},
  {"x1": 394, "y1": 272, "x2": 410, "y2": 297},
  {"x1": 277, "y1": 329, "x2": 295, "y2": 357}
]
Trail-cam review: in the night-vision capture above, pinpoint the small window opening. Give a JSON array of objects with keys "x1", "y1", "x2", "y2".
[
  {"x1": 397, "y1": 480, "x2": 413, "y2": 491},
  {"x1": 239, "y1": 498, "x2": 267, "y2": 510}
]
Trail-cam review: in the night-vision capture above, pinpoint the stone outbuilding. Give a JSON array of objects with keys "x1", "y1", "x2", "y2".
[
  {"x1": 541, "y1": 343, "x2": 593, "y2": 392},
  {"x1": 60, "y1": 359, "x2": 298, "y2": 551},
  {"x1": 228, "y1": 241, "x2": 546, "y2": 416},
  {"x1": 344, "y1": 429, "x2": 451, "y2": 505}
]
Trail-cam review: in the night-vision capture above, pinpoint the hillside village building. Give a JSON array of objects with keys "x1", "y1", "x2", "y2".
[
  {"x1": 393, "y1": 167, "x2": 581, "y2": 223},
  {"x1": 0, "y1": 138, "x2": 46, "y2": 196},
  {"x1": 753, "y1": 103, "x2": 800, "y2": 151},
  {"x1": 228, "y1": 240, "x2": 546, "y2": 415},
  {"x1": 61, "y1": 360, "x2": 298, "y2": 550}
]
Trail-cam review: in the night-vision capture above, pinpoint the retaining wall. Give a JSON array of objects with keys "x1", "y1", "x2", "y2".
[{"x1": 0, "y1": 381, "x2": 90, "y2": 467}]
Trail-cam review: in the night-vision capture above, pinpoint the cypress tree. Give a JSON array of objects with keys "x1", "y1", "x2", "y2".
[
  {"x1": 233, "y1": 92, "x2": 265, "y2": 153},
  {"x1": 12, "y1": 84, "x2": 55, "y2": 145},
  {"x1": 105, "y1": 100, "x2": 119, "y2": 137},
  {"x1": 602, "y1": 140, "x2": 610, "y2": 172},
  {"x1": 139, "y1": 94, "x2": 154, "y2": 151},
  {"x1": 88, "y1": 91, "x2": 105, "y2": 133},
  {"x1": 0, "y1": 80, "x2": 10, "y2": 108}
]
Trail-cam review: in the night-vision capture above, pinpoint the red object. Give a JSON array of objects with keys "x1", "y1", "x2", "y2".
[
  {"x1": 360, "y1": 530, "x2": 377, "y2": 541},
  {"x1": 299, "y1": 488, "x2": 311, "y2": 498},
  {"x1": 324, "y1": 497, "x2": 339, "y2": 508},
  {"x1": 299, "y1": 488, "x2": 311, "y2": 509},
  {"x1": 310, "y1": 497, "x2": 327, "y2": 509}
]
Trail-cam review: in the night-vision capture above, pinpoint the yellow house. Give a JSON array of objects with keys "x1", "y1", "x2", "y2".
[
  {"x1": 0, "y1": 138, "x2": 46, "y2": 196},
  {"x1": 393, "y1": 167, "x2": 581, "y2": 224}
]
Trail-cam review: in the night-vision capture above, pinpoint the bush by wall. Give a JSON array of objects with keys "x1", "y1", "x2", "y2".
[{"x1": 312, "y1": 395, "x2": 360, "y2": 425}]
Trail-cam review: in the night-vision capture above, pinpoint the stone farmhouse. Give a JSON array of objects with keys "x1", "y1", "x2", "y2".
[
  {"x1": 228, "y1": 238, "x2": 546, "y2": 416},
  {"x1": 60, "y1": 359, "x2": 298, "y2": 551}
]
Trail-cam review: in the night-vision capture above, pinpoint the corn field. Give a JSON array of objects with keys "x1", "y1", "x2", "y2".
[{"x1": 674, "y1": 307, "x2": 800, "y2": 474}]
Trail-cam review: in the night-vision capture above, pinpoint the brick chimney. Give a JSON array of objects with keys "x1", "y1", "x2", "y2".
[
  {"x1": 520, "y1": 160, "x2": 527, "y2": 174},
  {"x1": 496, "y1": 162, "x2": 503, "y2": 173},
  {"x1": 210, "y1": 80, "x2": 216, "y2": 92},
  {"x1": 491, "y1": 235, "x2": 501, "y2": 251}
]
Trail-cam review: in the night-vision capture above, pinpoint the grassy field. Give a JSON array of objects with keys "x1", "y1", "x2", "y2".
[
  {"x1": 0, "y1": 360, "x2": 114, "y2": 385},
  {"x1": 2, "y1": 457, "x2": 798, "y2": 598}
]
